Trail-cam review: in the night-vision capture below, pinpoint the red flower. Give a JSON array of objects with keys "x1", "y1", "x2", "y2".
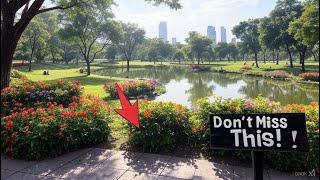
[
  {"x1": 60, "y1": 124, "x2": 66, "y2": 131},
  {"x1": 5, "y1": 121, "x2": 14, "y2": 130},
  {"x1": 2, "y1": 101, "x2": 9, "y2": 107},
  {"x1": 68, "y1": 102, "x2": 78, "y2": 109}
]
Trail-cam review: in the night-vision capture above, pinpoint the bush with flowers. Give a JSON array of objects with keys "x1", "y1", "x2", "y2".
[
  {"x1": 266, "y1": 70, "x2": 290, "y2": 79},
  {"x1": 104, "y1": 80, "x2": 165, "y2": 99},
  {"x1": 1, "y1": 95, "x2": 111, "y2": 160},
  {"x1": 190, "y1": 96, "x2": 319, "y2": 172},
  {"x1": 127, "y1": 101, "x2": 191, "y2": 152},
  {"x1": 1, "y1": 78, "x2": 82, "y2": 116},
  {"x1": 265, "y1": 102, "x2": 319, "y2": 172},
  {"x1": 299, "y1": 72, "x2": 319, "y2": 82}
]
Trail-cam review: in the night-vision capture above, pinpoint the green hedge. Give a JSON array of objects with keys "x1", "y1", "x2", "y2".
[{"x1": 128, "y1": 101, "x2": 191, "y2": 152}]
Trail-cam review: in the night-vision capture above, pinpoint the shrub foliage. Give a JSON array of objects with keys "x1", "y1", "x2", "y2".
[{"x1": 127, "y1": 101, "x2": 191, "y2": 152}]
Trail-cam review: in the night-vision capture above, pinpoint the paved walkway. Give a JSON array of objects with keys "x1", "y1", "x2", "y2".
[{"x1": 1, "y1": 148, "x2": 318, "y2": 180}]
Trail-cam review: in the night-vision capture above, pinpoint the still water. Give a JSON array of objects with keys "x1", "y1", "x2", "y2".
[{"x1": 94, "y1": 66, "x2": 319, "y2": 107}]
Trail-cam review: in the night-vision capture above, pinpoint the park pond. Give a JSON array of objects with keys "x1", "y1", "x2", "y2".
[{"x1": 94, "y1": 66, "x2": 319, "y2": 108}]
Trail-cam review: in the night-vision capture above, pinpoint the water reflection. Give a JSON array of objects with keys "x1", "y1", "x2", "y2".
[{"x1": 94, "y1": 67, "x2": 319, "y2": 107}]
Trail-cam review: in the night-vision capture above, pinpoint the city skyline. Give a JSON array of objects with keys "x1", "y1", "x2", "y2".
[{"x1": 112, "y1": 0, "x2": 277, "y2": 43}]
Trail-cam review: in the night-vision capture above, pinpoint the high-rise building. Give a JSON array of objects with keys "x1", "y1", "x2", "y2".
[
  {"x1": 220, "y1": 26, "x2": 227, "y2": 43},
  {"x1": 172, "y1": 37, "x2": 177, "y2": 45},
  {"x1": 159, "y1": 22, "x2": 168, "y2": 42},
  {"x1": 207, "y1": 26, "x2": 217, "y2": 44},
  {"x1": 231, "y1": 38, "x2": 237, "y2": 44}
]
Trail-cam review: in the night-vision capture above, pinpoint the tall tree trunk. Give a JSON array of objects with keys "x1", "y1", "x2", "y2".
[
  {"x1": 86, "y1": 61, "x2": 91, "y2": 75},
  {"x1": 127, "y1": 59, "x2": 130, "y2": 72},
  {"x1": 276, "y1": 52, "x2": 279, "y2": 65},
  {"x1": 28, "y1": 59, "x2": 32, "y2": 71},
  {"x1": 299, "y1": 51, "x2": 306, "y2": 72},
  {"x1": 254, "y1": 52, "x2": 259, "y2": 68},
  {"x1": 285, "y1": 44, "x2": 293, "y2": 68},
  {"x1": 272, "y1": 50, "x2": 275, "y2": 63},
  {"x1": 1, "y1": 54, "x2": 14, "y2": 89}
]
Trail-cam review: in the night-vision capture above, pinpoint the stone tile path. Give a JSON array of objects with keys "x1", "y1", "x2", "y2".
[{"x1": 1, "y1": 148, "x2": 318, "y2": 180}]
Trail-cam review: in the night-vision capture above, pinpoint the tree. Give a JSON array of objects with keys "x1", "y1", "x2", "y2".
[
  {"x1": 259, "y1": 17, "x2": 282, "y2": 65},
  {"x1": 59, "y1": 2, "x2": 122, "y2": 75},
  {"x1": 214, "y1": 42, "x2": 229, "y2": 60},
  {"x1": 227, "y1": 43, "x2": 239, "y2": 61},
  {"x1": 236, "y1": 41, "x2": 248, "y2": 61},
  {"x1": 268, "y1": 0, "x2": 303, "y2": 67},
  {"x1": 20, "y1": 16, "x2": 48, "y2": 71},
  {"x1": 185, "y1": 31, "x2": 212, "y2": 65},
  {"x1": 105, "y1": 45, "x2": 118, "y2": 61},
  {"x1": 232, "y1": 19, "x2": 261, "y2": 67},
  {"x1": 117, "y1": 23, "x2": 145, "y2": 72},
  {"x1": 288, "y1": 0, "x2": 319, "y2": 71},
  {"x1": 158, "y1": 42, "x2": 173, "y2": 64},
  {"x1": 173, "y1": 51, "x2": 185, "y2": 64},
  {"x1": 1, "y1": 0, "x2": 181, "y2": 89},
  {"x1": 44, "y1": 12, "x2": 62, "y2": 64}
]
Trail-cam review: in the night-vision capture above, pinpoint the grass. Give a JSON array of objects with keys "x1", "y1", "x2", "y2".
[{"x1": 15, "y1": 63, "x2": 128, "y2": 97}]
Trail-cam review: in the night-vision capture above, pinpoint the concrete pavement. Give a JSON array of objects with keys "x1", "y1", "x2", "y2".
[{"x1": 1, "y1": 148, "x2": 318, "y2": 180}]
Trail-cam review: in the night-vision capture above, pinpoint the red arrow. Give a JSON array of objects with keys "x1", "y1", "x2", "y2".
[{"x1": 114, "y1": 83, "x2": 139, "y2": 128}]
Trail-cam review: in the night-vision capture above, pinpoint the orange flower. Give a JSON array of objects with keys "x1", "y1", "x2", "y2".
[
  {"x1": 143, "y1": 110, "x2": 152, "y2": 118},
  {"x1": 77, "y1": 110, "x2": 88, "y2": 118}
]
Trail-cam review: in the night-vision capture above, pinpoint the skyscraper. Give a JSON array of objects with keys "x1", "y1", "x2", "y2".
[
  {"x1": 172, "y1": 37, "x2": 177, "y2": 45},
  {"x1": 159, "y1": 22, "x2": 167, "y2": 42},
  {"x1": 220, "y1": 26, "x2": 227, "y2": 43},
  {"x1": 207, "y1": 26, "x2": 216, "y2": 44}
]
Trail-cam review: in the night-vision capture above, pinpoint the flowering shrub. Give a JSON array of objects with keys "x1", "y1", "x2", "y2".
[
  {"x1": 104, "y1": 80, "x2": 164, "y2": 99},
  {"x1": 191, "y1": 96, "x2": 319, "y2": 172},
  {"x1": 1, "y1": 79, "x2": 82, "y2": 116},
  {"x1": 1, "y1": 95, "x2": 110, "y2": 160},
  {"x1": 299, "y1": 72, "x2": 319, "y2": 82},
  {"x1": 127, "y1": 101, "x2": 191, "y2": 152},
  {"x1": 267, "y1": 70, "x2": 289, "y2": 79},
  {"x1": 241, "y1": 65, "x2": 252, "y2": 71},
  {"x1": 266, "y1": 102, "x2": 319, "y2": 172},
  {"x1": 191, "y1": 96, "x2": 281, "y2": 145}
]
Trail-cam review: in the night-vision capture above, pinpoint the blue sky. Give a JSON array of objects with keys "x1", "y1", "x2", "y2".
[{"x1": 112, "y1": 0, "x2": 277, "y2": 43}]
